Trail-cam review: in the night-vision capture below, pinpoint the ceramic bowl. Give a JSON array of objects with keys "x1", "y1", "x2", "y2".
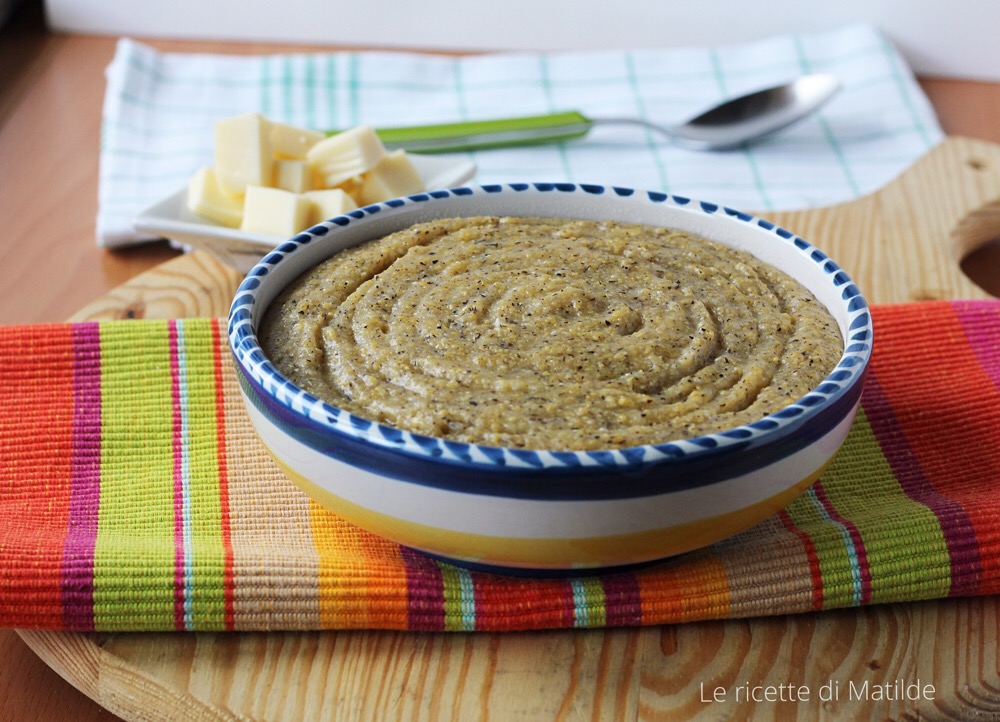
[{"x1": 228, "y1": 183, "x2": 872, "y2": 574}]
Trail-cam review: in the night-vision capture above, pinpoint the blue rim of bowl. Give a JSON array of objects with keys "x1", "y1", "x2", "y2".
[{"x1": 228, "y1": 183, "x2": 872, "y2": 480}]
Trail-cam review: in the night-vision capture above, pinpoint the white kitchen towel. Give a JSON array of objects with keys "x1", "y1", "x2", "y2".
[{"x1": 98, "y1": 23, "x2": 943, "y2": 248}]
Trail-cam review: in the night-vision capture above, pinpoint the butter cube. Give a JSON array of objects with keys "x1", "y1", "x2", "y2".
[
  {"x1": 240, "y1": 186, "x2": 310, "y2": 237},
  {"x1": 273, "y1": 159, "x2": 313, "y2": 193},
  {"x1": 214, "y1": 113, "x2": 274, "y2": 195},
  {"x1": 358, "y1": 149, "x2": 425, "y2": 205},
  {"x1": 186, "y1": 166, "x2": 243, "y2": 228},
  {"x1": 304, "y1": 189, "x2": 358, "y2": 226},
  {"x1": 307, "y1": 124, "x2": 386, "y2": 188},
  {"x1": 271, "y1": 121, "x2": 325, "y2": 160}
]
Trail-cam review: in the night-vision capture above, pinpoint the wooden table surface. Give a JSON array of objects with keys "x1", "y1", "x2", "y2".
[{"x1": 2, "y1": 1, "x2": 1000, "y2": 719}]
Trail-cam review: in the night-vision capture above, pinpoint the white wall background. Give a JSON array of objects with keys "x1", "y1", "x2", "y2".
[{"x1": 45, "y1": 0, "x2": 1000, "y2": 81}]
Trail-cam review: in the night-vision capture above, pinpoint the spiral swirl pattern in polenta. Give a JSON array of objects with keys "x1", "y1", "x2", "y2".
[{"x1": 260, "y1": 216, "x2": 842, "y2": 450}]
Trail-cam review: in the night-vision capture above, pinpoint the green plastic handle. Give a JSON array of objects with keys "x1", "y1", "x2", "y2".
[{"x1": 327, "y1": 111, "x2": 593, "y2": 153}]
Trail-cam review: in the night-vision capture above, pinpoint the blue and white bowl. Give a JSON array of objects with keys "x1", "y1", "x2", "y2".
[{"x1": 228, "y1": 184, "x2": 872, "y2": 573}]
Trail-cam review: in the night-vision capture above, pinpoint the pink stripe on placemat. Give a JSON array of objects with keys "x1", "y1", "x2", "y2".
[
  {"x1": 601, "y1": 574, "x2": 644, "y2": 627},
  {"x1": 401, "y1": 546, "x2": 446, "y2": 631},
  {"x1": 169, "y1": 321, "x2": 187, "y2": 631},
  {"x1": 958, "y1": 299, "x2": 1000, "y2": 392},
  {"x1": 61, "y1": 323, "x2": 102, "y2": 632}
]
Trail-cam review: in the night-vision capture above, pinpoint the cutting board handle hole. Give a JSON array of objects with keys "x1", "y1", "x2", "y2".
[
  {"x1": 954, "y1": 200, "x2": 1000, "y2": 298},
  {"x1": 961, "y1": 239, "x2": 1000, "y2": 297},
  {"x1": 966, "y1": 157, "x2": 991, "y2": 172}
]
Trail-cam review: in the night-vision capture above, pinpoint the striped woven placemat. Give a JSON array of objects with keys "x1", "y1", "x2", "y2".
[{"x1": 1, "y1": 300, "x2": 997, "y2": 632}]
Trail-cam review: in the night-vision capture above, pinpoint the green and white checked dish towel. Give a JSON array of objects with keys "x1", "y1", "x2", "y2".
[{"x1": 98, "y1": 22, "x2": 943, "y2": 248}]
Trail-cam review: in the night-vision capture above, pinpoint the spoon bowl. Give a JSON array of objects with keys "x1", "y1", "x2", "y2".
[{"x1": 663, "y1": 73, "x2": 842, "y2": 150}]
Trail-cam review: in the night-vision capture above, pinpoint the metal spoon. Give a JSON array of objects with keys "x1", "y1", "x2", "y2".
[{"x1": 358, "y1": 73, "x2": 841, "y2": 153}]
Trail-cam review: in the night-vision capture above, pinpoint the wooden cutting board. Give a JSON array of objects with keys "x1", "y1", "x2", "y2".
[{"x1": 18, "y1": 137, "x2": 1000, "y2": 721}]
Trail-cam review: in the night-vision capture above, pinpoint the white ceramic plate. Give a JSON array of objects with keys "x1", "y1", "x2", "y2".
[{"x1": 132, "y1": 154, "x2": 477, "y2": 273}]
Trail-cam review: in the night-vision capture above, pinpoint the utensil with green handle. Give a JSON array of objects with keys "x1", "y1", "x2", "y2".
[
  {"x1": 327, "y1": 74, "x2": 840, "y2": 153},
  {"x1": 334, "y1": 111, "x2": 593, "y2": 153}
]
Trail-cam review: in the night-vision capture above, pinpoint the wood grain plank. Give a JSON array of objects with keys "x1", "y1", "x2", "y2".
[{"x1": 66, "y1": 250, "x2": 242, "y2": 322}]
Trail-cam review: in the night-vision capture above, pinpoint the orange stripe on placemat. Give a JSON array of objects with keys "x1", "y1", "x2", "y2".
[
  {"x1": 0, "y1": 325, "x2": 76, "y2": 628},
  {"x1": 636, "y1": 552, "x2": 732, "y2": 624},
  {"x1": 309, "y1": 502, "x2": 412, "y2": 630},
  {"x1": 473, "y1": 575, "x2": 577, "y2": 631}
]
